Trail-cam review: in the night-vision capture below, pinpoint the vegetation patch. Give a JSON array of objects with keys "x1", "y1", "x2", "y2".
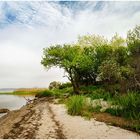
[
  {"x1": 66, "y1": 95, "x2": 93, "y2": 118},
  {"x1": 106, "y1": 92, "x2": 140, "y2": 120},
  {"x1": 13, "y1": 88, "x2": 47, "y2": 95},
  {"x1": 35, "y1": 89, "x2": 54, "y2": 98}
]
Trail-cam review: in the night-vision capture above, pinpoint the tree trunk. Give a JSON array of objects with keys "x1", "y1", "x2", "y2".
[{"x1": 72, "y1": 81, "x2": 80, "y2": 94}]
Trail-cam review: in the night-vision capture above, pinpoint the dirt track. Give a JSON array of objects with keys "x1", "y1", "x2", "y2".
[{"x1": 0, "y1": 97, "x2": 139, "y2": 139}]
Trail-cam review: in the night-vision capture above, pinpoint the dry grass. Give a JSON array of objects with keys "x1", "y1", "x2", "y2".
[
  {"x1": 93, "y1": 112, "x2": 140, "y2": 134},
  {"x1": 13, "y1": 88, "x2": 47, "y2": 95}
]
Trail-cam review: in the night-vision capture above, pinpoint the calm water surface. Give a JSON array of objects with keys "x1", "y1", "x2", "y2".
[{"x1": 0, "y1": 93, "x2": 34, "y2": 117}]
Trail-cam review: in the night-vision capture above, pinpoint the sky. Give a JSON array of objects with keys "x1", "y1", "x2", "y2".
[{"x1": 0, "y1": 1, "x2": 140, "y2": 88}]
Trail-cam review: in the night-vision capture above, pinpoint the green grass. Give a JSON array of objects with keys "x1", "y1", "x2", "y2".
[
  {"x1": 35, "y1": 89, "x2": 54, "y2": 97},
  {"x1": 81, "y1": 86, "x2": 113, "y2": 101},
  {"x1": 106, "y1": 92, "x2": 140, "y2": 120},
  {"x1": 52, "y1": 87, "x2": 73, "y2": 97},
  {"x1": 66, "y1": 95, "x2": 93, "y2": 118},
  {"x1": 35, "y1": 86, "x2": 73, "y2": 101},
  {"x1": 66, "y1": 95, "x2": 86, "y2": 115}
]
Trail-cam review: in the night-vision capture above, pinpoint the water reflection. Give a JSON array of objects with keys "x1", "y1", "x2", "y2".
[{"x1": 0, "y1": 94, "x2": 34, "y2": 110}]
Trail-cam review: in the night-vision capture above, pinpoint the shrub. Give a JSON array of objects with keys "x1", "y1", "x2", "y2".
[
  {"x1": 80, "y1": 85, "x2": 101, "y2": 93},
  {"x1": 59, "y1": 82, "x2": 72, "y2": 89},
  {"x1": 49, "y1": 81, "x2": 61, "y2": 90},
  {"x1": 83, "y1": 86, "x2": 113, "y2": 101},
  {"x1": 52, "y1": 87, "x2": 73, "y2": 98},
  {"x1": 35, "y1": 89, "x2": 54, "y2": 98}
]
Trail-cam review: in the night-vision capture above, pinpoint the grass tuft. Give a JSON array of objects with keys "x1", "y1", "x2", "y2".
[{"x1": 66, "y1": 95, "x2": 93, "y2": 118}]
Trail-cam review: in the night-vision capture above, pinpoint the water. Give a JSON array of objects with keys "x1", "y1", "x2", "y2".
[{"x1": 0, "y1": 94, "x2": 34, "y2": 117}]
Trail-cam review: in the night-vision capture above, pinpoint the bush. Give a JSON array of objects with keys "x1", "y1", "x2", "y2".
[
  {"x1": 80, "y1": 85, "x2": 101, "y2": 92},
  {"x1": 52, "y1": 87, "x2": 73, "y2": 98},
  {"x1": 49, "y1": 81, "x2": 61, "y2": 90},
  {"x1": 81, "y1": 86, "x2": 113, "y2": 101},
  {"x1": 59, "y1": 82, "x2": 72, "y2": 89},
  {"x1": 35, "y1": 89, "x2": 54, "y2": 98},
  {"x1": 66, "y1": 95, "x2": 92, "y2": 116}
]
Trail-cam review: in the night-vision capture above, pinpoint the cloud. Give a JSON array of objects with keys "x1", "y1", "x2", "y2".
[{"x1": 0, "y1": 1, "x2": 140, "y2": 88}]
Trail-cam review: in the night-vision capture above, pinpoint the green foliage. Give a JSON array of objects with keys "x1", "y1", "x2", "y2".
[
  {"x1": 49, "y1": 81, "x2": 61, "y2": 90},
  {"x1": 35, "y1": 89, "x2": 54, "y2": 98},
  {"x1": 127, "y1": 25, "x2": 140, "y2": 91},
  {"x1": 87, "y1": 90, "x2": 112, "y2": 101},
  {"x1": 127, "y1": 25, "x2": 140, "y2": 55},
  {"x1": 78, "y1": 34, "x2": 108, "y2": 48},
  {"x1": 80, "y1": 85, "x2": 112, "y2": 100},
  {"x1": 59, "y1": 82, "x2": 72, "y2": 89},
  {"x1": 98, "y1": 59, "x2": 121, "y2": 83},
  {"x1": 110, "y1": 33, "x2": 126, "y2": 48},
  {"x1": 106, "y1": 92, "x2": 140, "y2": 120},
  {"x1": 52, "y1": 87, "x2": 73, "y2": 97},
  {"x1": 66, "y1": 95, "x2": 92, "y2": 117},
  {"x1": 92, "y1": 105, "x2": 102, "y2": 113},
  {"x1": 41, "y1": 25, "x2": 140, "y2": 93},
  {"x1": 80, "y1": 85, "x2": 102, "y2": 92}
]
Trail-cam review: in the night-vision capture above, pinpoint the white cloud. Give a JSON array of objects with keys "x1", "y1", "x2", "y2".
[{"x1": 0, "y1": 1, "x2": 140, "y2": 88}]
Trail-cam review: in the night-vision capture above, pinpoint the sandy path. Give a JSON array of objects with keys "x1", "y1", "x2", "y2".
[{"x1": 0, "y1": 97, "x2": 140, "y2": 139}]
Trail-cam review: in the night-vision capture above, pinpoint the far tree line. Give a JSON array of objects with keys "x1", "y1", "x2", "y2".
[{"x1": 41, "y1": 25, "x2": 140, "y2": 94}]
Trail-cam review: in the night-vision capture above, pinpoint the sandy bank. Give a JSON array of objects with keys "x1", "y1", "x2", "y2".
[
  {"x1": 0, "y1": 97, "x2": 139, "y2": 139},
  {"x1": 50, "y1": 103, "x2": 140, "y2": 139}
]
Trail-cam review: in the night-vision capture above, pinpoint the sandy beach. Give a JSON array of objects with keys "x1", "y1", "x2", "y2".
[{"x1": 0, "y1": 97, "x2": 139, "y2": 139}]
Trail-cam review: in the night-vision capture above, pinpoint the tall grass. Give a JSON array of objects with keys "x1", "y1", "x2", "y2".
[
  {"x1": 106, "y1": 92, "x2": 140, "y2": 120},
  {"x1": 13, "y1": 88, "x2": 46, "y2": 95},
  {"x1": 66, "y1": 95, "x2": 93, "y2": 118}
]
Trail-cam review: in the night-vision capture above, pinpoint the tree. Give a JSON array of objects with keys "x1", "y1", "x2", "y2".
[
  {"x1": 41, "y1": 25, "x2": 140, "y2": 94},
  {"x1": 127, "y1": 25, "x2": 140, "y2": 90},
  {"x1": 127, "y1": 25, "x2": 140, "y2": 55},
  {"x1": 77, "y1": 35, "x2": 111, "y2": 84},
  {"x1": 110, "y1": 33, "x2": 126, "y2": 48},
  {"x1": 41, "y1": 35, "x2": 110, "y2": 94},
  {"x1": 41, "y1": 44, "x2": 81, "y2": 94}
]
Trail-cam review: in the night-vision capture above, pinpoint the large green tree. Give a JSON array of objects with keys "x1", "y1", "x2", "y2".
[
  {"x1": 41, "y1": 44, "x2": 81, "y2": 94},
  {"x1": 41, "y1": 25, "x2": 140, "y2": 94}
]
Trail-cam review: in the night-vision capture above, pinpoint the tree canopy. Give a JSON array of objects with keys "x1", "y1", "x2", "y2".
[{"x1": 41, "y1": 25, "x2": 140, "y2": 94}]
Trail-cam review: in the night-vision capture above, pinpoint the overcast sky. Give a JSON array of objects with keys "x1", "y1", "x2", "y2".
[{"x1": 0, "y1": 1, "x2": 140, "y2": 88}]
